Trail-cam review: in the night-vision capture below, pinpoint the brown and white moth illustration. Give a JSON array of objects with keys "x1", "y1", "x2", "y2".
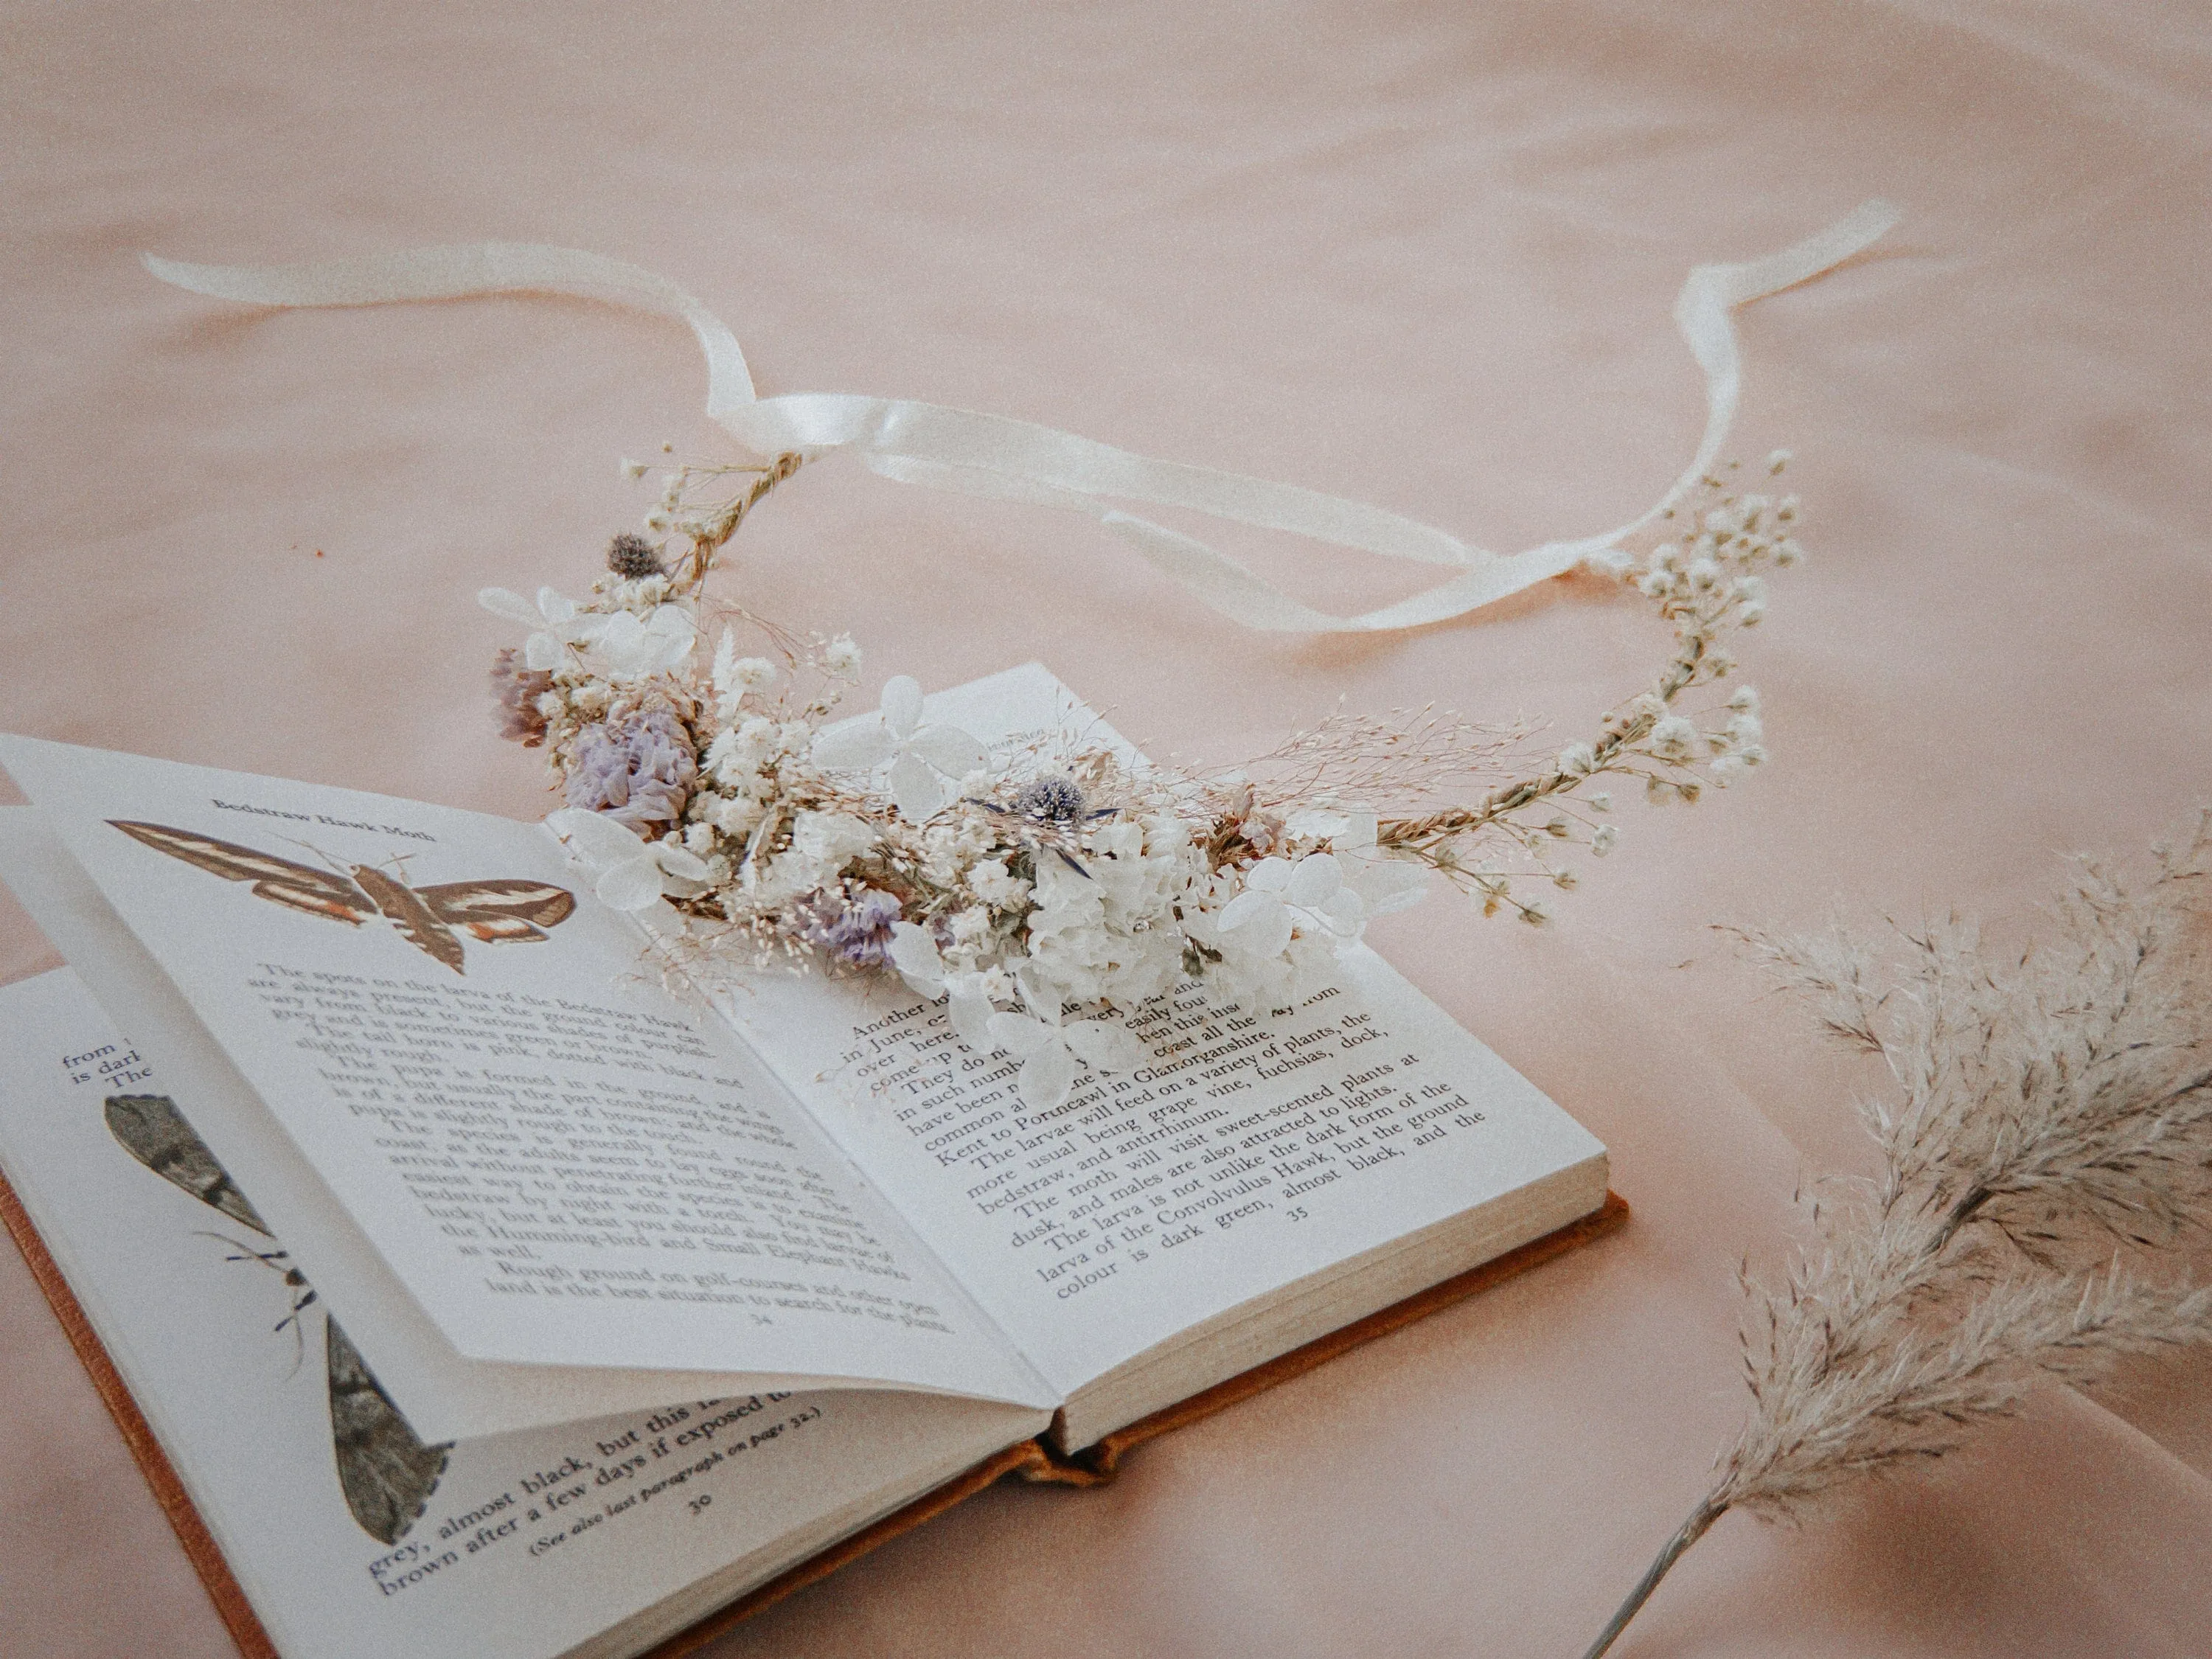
[
  {"x1": 102, "y1": 1091, "x2": 452, "y2": 1545},
  {"x1": 105, "y1": 820, "x2": 576, "y2": 974}
]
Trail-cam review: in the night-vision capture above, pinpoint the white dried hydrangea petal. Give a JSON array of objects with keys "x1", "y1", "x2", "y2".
[
  {"x1": 1017, "y1": 1040, "x2": 1079, "y2": 1113},
  {"x1": 887, "y1": 751, "x2": 947, "y2": 821},
  {"x1": 546, "y1": 807, "x2": 646, "y2": 866},
  {"x1": 642, "y1": 605, "x2": 695, "y2": 662},
  {"x1": 590, "y1": 611, "x2": 647, "y2": 667},
  {"x1": 1327, "y1": 891, "x2": 1371, "y2": 933},
  {"x1": 946, "y1": 990, "x2": 997, "y2": 1051},
  {"x1": 651, "y1": 844, "x2": 711, "y2": 883},
  {"x1": 880, "y1": 675, "x2": 925, "y2": 738},
  {"x1": 888, "y1": 921, "x2": 945, "y2": 985},
  {"x1": 1284, "y1": 852, "x2": 1343, "y2": 908},
  {"x1": 594, "y1": 859, "x2": 664, "y2": 912},
  {"x1": 1219, "y1": 890, "x2": 1293, "y2": 957},
  {"x1": 811, "y1": 721, "x2": 897, "y2": 771},
  {"x1": 987, "y1": 1011, "x2": 1057, "y2": 1059},
  {"x1": 908, "y1": 723, "x2": 988, "y2": 779},
  {"x1": 1349, "y1": 860, "x2": 1427, "y2": 917}
]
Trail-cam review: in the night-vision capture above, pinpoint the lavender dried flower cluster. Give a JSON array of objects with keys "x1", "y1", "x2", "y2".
[
  {"x1": 481, "y1": 451, "x2": 1798, "y2": 1112},
  {"x1": 1582, "y1": 817, "x2": 2212, "y2": 1659}
]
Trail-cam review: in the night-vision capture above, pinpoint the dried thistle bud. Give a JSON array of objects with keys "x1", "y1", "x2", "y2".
[
  {"x1": 1015, "y1": 776, "x2": 1087, "y2": 822},
  {"x1": 489, "y1": 648, "x2": 554, "y2": 747},
  {"x1": 606, "y1": 532, "x2": 665, "y2": 579}
]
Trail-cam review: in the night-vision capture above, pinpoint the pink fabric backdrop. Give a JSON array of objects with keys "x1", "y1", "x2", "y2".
[{"x1": 4, "y1": 2, "x2": 2209, "y2": 1653}]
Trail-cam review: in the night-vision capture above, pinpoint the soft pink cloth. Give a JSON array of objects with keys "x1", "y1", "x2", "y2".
[{"x1": 4, "y1": 3, "x2": 2209, "y2": 1654}]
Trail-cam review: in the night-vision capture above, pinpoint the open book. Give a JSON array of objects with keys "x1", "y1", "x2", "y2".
[{"x1": 0, "y1": 666, "x2": 1613, "y2": 1659}]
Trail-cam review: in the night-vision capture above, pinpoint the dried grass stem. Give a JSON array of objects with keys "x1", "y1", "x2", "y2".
[{"x1": 1580, "y1": 814, "x2": 2212, "y2": 1655}]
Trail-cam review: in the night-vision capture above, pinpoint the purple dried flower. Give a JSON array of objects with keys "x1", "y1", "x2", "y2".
[
  {"x1": 565, "y1": 710, "x2": 697, "y2": 832},
  {"x1": 607, "y1": 532, "x2": 664, "y2": 580},
  {"x1": 799, "y1": 887, "x2": 905, "y2": 970},
  {"x1": 490, "y1": 648, "x2": 554, "y2": 747}
]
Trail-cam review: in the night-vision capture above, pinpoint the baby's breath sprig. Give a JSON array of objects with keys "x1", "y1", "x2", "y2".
[{"x1": 1364, "y1": 453, "x2": 1800, "y2": 922}]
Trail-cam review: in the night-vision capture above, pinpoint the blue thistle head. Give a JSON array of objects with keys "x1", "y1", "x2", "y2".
[{"x1": 1014, "y1": 776, "x2": 1086, "y2": 822}]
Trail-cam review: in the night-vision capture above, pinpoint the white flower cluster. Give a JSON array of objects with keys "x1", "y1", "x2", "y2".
[
  {"x1": 480, "y1": 530, "x2": 1430, "y2": 1113},
  {"x1": 481, "y1": 576, "x2": 698, "y2": 683},
  {"x1": 880, "y1": 807, "x2": 1423, "y2": 1110}
]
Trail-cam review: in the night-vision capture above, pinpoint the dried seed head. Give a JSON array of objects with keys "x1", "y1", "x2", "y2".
[
  {"x1": 606, "y1": 532, "x2": 665, "y2": 579},
  {"x1": 1015, "y1": 776, "x2": 1087, "y2": 822},
  {"x1": 489, "y1": 648, "x2": 555, "y2": 747}
]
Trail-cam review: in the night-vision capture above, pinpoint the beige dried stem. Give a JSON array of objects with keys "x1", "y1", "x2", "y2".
[
  {"x1": 1580, "y1": 813, "x2": 2212, "y2": 1659},
  {"x1": 673, "y1": 451, "x2": 807, "y2": 592}
]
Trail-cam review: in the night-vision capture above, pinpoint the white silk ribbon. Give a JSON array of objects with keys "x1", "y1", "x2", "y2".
[{"x1": 145, "y1": 200, "x2": 1898, "y2": 634}]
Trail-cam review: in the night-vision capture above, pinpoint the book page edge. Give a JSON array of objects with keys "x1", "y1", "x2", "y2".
[
  {"x1": 647, "y1": 1189, "x2": 1633, "y2": 1643},
  {"x1": 1037, "y1": 1187, "x2": 1630, "y2": 1475}
]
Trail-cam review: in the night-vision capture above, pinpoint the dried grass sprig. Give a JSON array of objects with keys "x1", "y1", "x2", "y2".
[
  {"x1": 641, "y1": 449, "x2": 808, "y2": 594},
  {"x1": 1582, "y1": 814, "x2": 2212, "y2": 1659},
  {"x1": 1240, "y1": 703, "x2": 1536, "y2": 814}
]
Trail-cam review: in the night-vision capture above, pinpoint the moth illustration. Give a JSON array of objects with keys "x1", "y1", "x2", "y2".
[
  {"x1": 106, "y1": 820, "x2": 576, "y2": 974},
  {"x1": 102, "y1": 1091, "x2": 451, "y2": 1545}
]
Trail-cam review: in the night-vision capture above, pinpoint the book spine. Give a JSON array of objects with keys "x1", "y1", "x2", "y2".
[{"x1": 0, "y1": 1163, "x2": 282, "y2": 1659}]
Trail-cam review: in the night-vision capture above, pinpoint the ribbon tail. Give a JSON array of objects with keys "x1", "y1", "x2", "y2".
[
  {"x1": 143, "y1": 200, "x2": 1902, "y2": 635},
  {"x1": 1629, "y1": 196, "x2": 1904, "y2": 540},
  {"x1": 1100, "y1": 513, "x2": 1587, "y2": 634},
  {"x1": 145, "y1": 242, "x2": 760, "y2": 413}
]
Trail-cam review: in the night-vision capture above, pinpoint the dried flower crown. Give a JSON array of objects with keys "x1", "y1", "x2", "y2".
[
  {"x1": 146, "y1": 204, "x2": 1898, "y2": 1110},
  {"x1": 471, "y1": 443, "x2": 1797, "y2": 1111}
]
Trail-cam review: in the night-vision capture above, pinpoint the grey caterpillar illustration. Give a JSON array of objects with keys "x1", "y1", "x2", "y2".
[
  {"x1": 102, "y1": 1091, "x2": 451, "y2": 1544},
  {"x1": 105, "y1": 819, "x2": 577, "y2": 975}
]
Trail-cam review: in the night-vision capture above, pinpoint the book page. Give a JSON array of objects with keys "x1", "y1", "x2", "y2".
[
  {"x1": 0, "y1": 808, "x2": 1040, "y2": 1441},
  {"x1": 0, "y1": 969, "x2": 1049, "y2": 1659},
  {"x1": 0, "y1": 737, "x2": 1045, "y2": 1410},
  {"x1": 720, "y1": 667, "x2": 1608, "y2": 1394}
]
